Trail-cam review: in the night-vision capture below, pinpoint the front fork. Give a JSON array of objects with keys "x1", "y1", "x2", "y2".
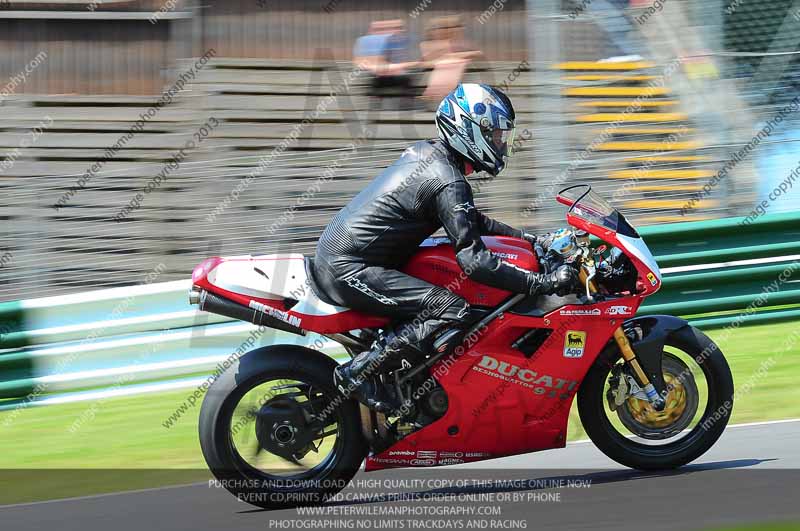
[
  {"x1": 612, "y1": 327, "x2": 666, "y2": 410},
  {"x1": 580, "y1": 269, "x2": 666, "y2": 411}
]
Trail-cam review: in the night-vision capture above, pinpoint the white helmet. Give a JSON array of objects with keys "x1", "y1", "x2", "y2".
[{"x1": 435, "y1": 83, "x2": 516, "y2": 175}]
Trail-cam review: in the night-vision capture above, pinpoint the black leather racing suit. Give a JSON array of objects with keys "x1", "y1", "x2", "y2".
[{"x1": 313, "y1": 139, "x2": 544, "y2": 366}]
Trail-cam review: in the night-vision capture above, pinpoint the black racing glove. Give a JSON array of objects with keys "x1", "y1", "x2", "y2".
[{"x1": 527, "y1": 265, "x2": 580, "y2": 297}]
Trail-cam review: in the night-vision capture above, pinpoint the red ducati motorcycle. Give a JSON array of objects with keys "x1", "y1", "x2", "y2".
[{"x1": 191, "y1": 185, "x2": 733, "y2": 509}]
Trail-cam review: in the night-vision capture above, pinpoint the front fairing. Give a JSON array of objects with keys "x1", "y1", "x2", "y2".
[{"x1": 558, "y1": 185, "x2": 662, "y2": 296}]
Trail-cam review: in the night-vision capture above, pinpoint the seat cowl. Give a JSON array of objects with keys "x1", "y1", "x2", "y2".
[
  {"x1": 193, "y1": 254, "x2": 391, "y2": 334},
  {"x1": 203, "y1": 254, "x2": 356, "y2": 319},
  {"x1": 206, "y1": 254, "x2": 307, "y2": 301}
]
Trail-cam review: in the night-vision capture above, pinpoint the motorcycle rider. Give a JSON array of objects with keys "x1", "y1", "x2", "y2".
[{"x1": 313, "y1": 83, "x2": 579, "y2": 411}]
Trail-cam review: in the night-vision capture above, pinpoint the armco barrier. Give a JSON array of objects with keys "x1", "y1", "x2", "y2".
[
  {"x1": 1, "y1": 212, "x2": 798, "y2": 406},
  {"x1": 636, "y1": 210, "x2": 800, "y2": 326},
  {"x1": 0, "y1": 280, "x2": 343, "y2": 404}
]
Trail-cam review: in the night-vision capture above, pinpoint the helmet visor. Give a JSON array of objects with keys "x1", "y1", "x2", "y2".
[{"x1": 487, "y1": 127, "x2": 516, "y2": 158}]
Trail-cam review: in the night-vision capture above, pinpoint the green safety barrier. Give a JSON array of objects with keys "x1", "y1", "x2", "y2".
[
  {"x1": 0, "y1": 212, "x2": 798, "y2": 403},
  {"x1": 638, "y1": 211, "x2": 800, "y2": 326},
  {"x1": 637, "y1": 210, "x2": 800, "y2": 267}
]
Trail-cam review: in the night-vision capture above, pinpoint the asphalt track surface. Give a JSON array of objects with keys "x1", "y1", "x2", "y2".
[{"x1": 3, "y1": 419, "x2": 799, "y2": 531}]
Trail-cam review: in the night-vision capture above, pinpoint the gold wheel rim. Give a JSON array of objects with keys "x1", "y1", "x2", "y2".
[{"x1": 626, "y1": 371, "x2": 688, "y2": 429}]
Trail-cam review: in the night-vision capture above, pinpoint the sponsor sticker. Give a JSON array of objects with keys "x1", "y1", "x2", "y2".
[
  {"x1": 492, "y1": 252, "x2": 519, "y2": 260},
  {"x1": 647, "y1": 272, "x2": 658, "y2": 286},
  {"x1": 605, "y1": 305, "x2": 632, "y2": 316},
  {"x1": 388, "y1": 450, "x2": 415, "y2": 456},
  {"x1": 465, "y1": 452, "x2": 491, "y2": 458},
  {"x1": 559, "y1": 308, "x2": 601, "y2": 316},
  {"x1": 472, "y1": 355, "x2": 578, "y2": 398},
  {"x1": 439, "y1": 451, "x2": 464, "y2": 458},
  {"x1": 563, "y1": 330, "x2": 587, "y2": 358},
  {"x1": 370, "y1": 457, "x2": 407, "y2": 464},
  {"x1": 248, "y1": 300, "x2": 302, "y2": 327},
  {"x1": 456, "y1": 125, "x2": 482, "y2": 153}
]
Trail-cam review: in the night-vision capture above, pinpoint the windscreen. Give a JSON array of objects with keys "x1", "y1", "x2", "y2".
[{"x1": 558, "y1": 185, "x2": 639, "y2": 237}]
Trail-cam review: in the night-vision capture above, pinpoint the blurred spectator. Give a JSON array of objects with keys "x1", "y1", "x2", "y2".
[
  {"x1": 354, "y1": 20, "x2": 418, "y2": 109},
  {"x1": 353, "y1": 21, "x2": 390, "y2": 68},
  {"x1": 419, "y1": 15, "x2": 484, "y2": 108},
  {"x1": 384, "y1": 19, "x2": 413, "y2": 66}
]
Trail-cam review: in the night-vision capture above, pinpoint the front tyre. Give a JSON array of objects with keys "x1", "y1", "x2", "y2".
[
  {"x1": 578, "y1": 325, "x2": 733, "y2": 470},
  {"x1": 199, "y1": 345, "x2": 367, "y2": 509}
]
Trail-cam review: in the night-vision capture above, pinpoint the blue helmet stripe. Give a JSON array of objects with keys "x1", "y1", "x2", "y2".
[
  {"x1": 454, "y1": 84, "x2": 471, "y2": 113},
  {"x1": 440, "y1": 97, "x2": 454, "y2": 118},
  {"x1": 488, "y1": 102, "x2": 511, "y2": 126}
]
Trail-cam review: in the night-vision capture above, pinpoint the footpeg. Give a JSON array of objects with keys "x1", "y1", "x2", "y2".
[{"x1": 432, "y1": 328, "x2": 463, "y2": 354}]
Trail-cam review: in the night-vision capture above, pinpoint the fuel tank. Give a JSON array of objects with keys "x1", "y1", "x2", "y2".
[{"x1": 402, "y1": 236, "x2": 540, "y2": 307}]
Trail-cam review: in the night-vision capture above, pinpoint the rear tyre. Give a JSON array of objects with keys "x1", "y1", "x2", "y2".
[
  {"x1": 199, "y1": 345, "x2": 367, "y2": 509},
  {"x1": 578, "y1": 325, "x2": 733, "y2": 470}
]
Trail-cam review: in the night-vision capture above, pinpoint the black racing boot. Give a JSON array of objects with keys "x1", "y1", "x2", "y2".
[
  {"x1": 333, "y1": 343, "x2": 396, "y2": 413},
  {"x1": 333, "y1": 322, "x2": 428, "y2": 412},
  {"x1": 334, "y1": 319, "x2": 453, "y2": 412}
]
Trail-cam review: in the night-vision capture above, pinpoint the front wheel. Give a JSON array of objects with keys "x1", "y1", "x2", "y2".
[
  {"x1": 578, "y1": 325, "x2": 734, "y2": 470},
  {"x1": 199, "y1": 345, "x2": 367, "y2": 509}
]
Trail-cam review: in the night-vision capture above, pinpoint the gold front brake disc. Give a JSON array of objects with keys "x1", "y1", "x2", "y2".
[{"x1": 617, "y1": 353, "x2": 700, "y2": 440}]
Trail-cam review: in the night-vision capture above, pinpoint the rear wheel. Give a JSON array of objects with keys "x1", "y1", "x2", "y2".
[
  {"x1": 578, "y1": 325, "x2": 733, "y2": 470},
  {"x1": 199, "y1": 345, "x2": 367, "y2": 509}
]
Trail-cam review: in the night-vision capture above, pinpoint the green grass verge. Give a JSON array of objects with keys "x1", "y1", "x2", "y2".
[
  {"x1": 0, "y1": 320, "x2": 798, "y2": 503},
  {"x1": 0, "y1": 386, "x2": 208, "y2": 469}
]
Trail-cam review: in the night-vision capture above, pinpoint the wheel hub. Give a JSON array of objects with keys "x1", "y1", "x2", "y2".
[
  {"x1": 272, "y1": 422, "x2": 297, "y2": 445},
  {"x1": 617, "y1": 354, "x2": 699, "y2": 440},
  {"x1": 255, "y1": 396, "x2": 319, "y2": 461}
]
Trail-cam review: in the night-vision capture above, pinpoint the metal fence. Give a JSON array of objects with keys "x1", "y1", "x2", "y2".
[{"x1": 2, "y1": 1, "x2": 800, "y2": 301}]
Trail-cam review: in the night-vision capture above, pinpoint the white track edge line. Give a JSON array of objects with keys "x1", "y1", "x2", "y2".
[{"x1": 567, "y1": 417, "x2": 800, "y2": 445}]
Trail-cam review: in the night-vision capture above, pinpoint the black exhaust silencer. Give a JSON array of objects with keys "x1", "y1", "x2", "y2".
[{"x1": 197, "y1": 289, "x2": 306, "y2": 336}]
